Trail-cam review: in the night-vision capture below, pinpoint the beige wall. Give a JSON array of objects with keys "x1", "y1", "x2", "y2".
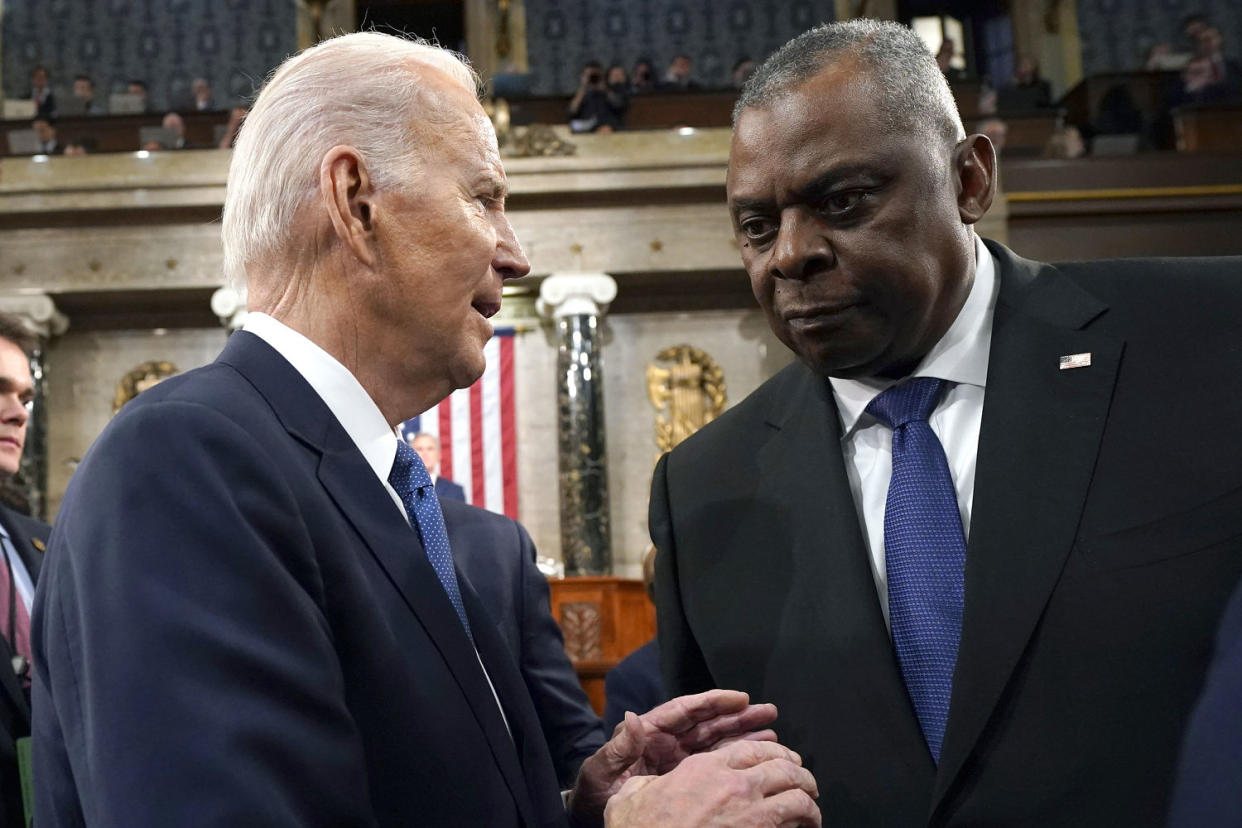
[{"x1": 45, "y1": 327, "x2": 227, "y2": 518}]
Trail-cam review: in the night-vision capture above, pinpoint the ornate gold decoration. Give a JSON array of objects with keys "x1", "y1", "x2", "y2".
[
  {"x1": 559, "y1": 601, "x2": 602, "y2": 661},
  {"x1": 504, "y1": 123, "x2": 577, "y2": 158},
  {"x1": 112, "y1": 360, "x2": 179, "y2": 414},
  {"x1": 647, "y1": 345, "x2": 727, "y2": 455}
]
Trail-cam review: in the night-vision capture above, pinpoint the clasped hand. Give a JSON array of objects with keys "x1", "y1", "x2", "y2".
[{"x1": 569, "y1": 689, "x2": 821, "y2": 827}]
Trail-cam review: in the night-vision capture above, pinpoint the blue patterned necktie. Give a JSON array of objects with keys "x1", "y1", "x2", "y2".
[
  {"x1": 389, "y1": 440, "x2": 473, "y2": 641},
  {"x1": 866, "y1": 377, "x2": 965, "y2": 763}
]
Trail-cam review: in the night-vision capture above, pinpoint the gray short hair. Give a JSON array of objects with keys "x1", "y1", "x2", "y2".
[
  {"x1": 735, "y1": 19, "x2": 964, "y2": 148},
  {"x1": 221, "y1": 32, "x2": 480, "y2": 289}
]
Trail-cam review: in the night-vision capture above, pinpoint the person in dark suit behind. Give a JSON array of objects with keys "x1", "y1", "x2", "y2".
[
  {"x1": 449, "y1": 504, "x2": 607, "y2": 787},
  {"x1": 604, "y1": 547, "x2": 667, "y2": 733},
  {"x1": 409, "y1": 431, "x2": 466, "y2": 502},
  {"x1": 33, "y1": 31, "x2": 820, "y2": 828},
  {"x1": 0, "y1": 314, "x2": 47, "y2": 827},
  {"x1": 652, "y1": 19, "x2": 1242, "y2": 827},
  {"x1": 1168, "y1": 575, "x2": 1242, "y2": 826},
  {"x1": 27, "y1": 65, "x2": 55, "y2": 119}
]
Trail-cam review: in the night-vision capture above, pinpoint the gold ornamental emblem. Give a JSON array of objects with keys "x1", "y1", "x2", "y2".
[{"x1": 646, "y1": 345, "x2": 726, "y2": 456}]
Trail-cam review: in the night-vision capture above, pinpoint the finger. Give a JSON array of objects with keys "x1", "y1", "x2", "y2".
[
  {"x1": 764, "y1": 789, "x2": 823, "y2": 828},
  {"x1": 708, "y1": 728, "x2": 778, "y2": 750},
  {"x1": 638, "y1": 689, "x2": 753, "y2": 734},
  {"x1": 718, "y1": 739, "x2": 802, "y2": 770},
  {"x1": 671, "y1": 703, "x2": 779, "y2": 751},
  {"x1": 744, "y1": 758, "x2": 818, "y2": 798}
]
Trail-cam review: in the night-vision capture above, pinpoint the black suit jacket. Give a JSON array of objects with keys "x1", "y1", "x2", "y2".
[
  {"x1": 1168, "y1": 572, "x2": 1242, "y2": 827},
  {"x1": 33, "y1": 332, "x2": 567, "y2": 827},
  {"x1": 0, "y1": 505, "x2": 44, "y2": 827},
  {"x1": 652, "y1": 241, "x2": 1242, "y2": 826},
  {"x1": 436, "y1": 476, "x2": 467, "y2": 502},
  {"x1": 447, "y1": 502, "x2": 606, "y2": 787}
]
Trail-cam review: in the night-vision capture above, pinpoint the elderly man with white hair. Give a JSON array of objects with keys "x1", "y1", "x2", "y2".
[{"x1": 31, "y1": 32, "x2": 820, "y2": 828}]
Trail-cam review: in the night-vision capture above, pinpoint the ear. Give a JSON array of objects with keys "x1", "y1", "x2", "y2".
[
  {"x1": 953, "y1": 133, "x2": 996, "y2": 225},
  {"x1": 320, "y1": 145, "x2": 376, "y2": 268}
]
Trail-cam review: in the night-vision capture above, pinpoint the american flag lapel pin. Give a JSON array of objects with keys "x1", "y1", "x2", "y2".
[{"x1": 1059, "y1": 352, "x2": 1092, "y2": 370}]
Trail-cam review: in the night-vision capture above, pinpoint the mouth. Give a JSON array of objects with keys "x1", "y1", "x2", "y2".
[
  {"x1": 0, "y1": 438, "x2": 21, "y2": 450},
  {"x1": 784, "y1": 303, "x2": 861, "y2": 327},
  {"x1": 472, "y1": 298, "x2": 502, "y2": 319}
]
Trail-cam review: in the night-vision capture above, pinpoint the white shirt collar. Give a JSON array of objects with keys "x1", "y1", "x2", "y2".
[
  {"x1": 242, "y1": 312, "x2": 400, "y2": 483},
  {"x1": 830, "y1": 233, "x2": 998, "y2": 438}
]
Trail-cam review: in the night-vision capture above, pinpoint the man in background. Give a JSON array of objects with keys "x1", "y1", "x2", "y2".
[
  {"x1": 34, "y1": 32, "x2": 819, "y2": 828},
  {"x1": 409, "y1": 431, "x2": 466, "y2": 502},
  {"x1": 653, "y1": 18, "x2": 1242, "y2": 826},
  {"x1": 0, "y1": 314, "x2": 48, "y2": 827}
]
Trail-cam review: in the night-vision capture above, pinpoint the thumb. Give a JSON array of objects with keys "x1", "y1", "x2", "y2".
[{"x1": 600, "y1": 711, "x2": 648, "y2": 774}]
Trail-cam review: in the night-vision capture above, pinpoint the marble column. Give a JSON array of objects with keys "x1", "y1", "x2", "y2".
[
  {"x1": 538, "y1": 273, "x2": 617, "y2": 576},
  {"x1": 211, "y1": 284, "x2": 249, "y2": 333},
  {"x1": 0, "y1": 293, "x2": 69, "y2": 521}
]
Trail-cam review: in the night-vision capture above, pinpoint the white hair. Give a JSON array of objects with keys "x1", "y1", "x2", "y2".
[{"x1": 221, "y1": 32, "x2": 479, "y2": 289}]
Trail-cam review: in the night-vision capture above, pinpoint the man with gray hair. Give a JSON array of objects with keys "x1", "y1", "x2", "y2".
[
  {"x1": 653, "y1": 18, "x2": 1242, "y2": 826},
  {"x1": 33, "y1": 32, "x2": 820, "y2": 828}
]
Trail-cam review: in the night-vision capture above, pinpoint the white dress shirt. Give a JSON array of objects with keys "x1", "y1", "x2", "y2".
[
  {"x1": 242, "y1": 313, "x2": 510, "y2": 731},
  {"x1": 830, "y1": 234, "x2": 998, "y2": 626}
]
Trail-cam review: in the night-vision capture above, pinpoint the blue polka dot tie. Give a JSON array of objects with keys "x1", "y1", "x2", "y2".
[
  {"x1": 866, "y1": 377, "x2": 965, "y2": 763},
  {"x1": 389, "y1": 440, "x2": 473, "y2": 641}
]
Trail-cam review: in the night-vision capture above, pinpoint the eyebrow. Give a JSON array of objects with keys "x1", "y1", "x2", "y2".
[
  {"x1": 0, "y1": 378, "x2": 33, "y2": 398},
  {"x1": 730, "y1": 163, "x2": 885, "y2": 218}
]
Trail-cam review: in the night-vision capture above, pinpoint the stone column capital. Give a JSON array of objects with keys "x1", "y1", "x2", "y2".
[
  {"x1": 211, "y1": 284, "x2": 249, "y2": 332},
  {"x1": 537, "y1": 272, "x2": 617, "y2": 319},
  {"x1": 0, "y1": 292, "x2": 69, "y2": 338}
]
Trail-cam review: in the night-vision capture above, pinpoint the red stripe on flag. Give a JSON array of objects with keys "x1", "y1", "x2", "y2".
[
  {"x1": 500, "y1": 334, "x2": 518, "y2": 519},
  {"x1": 438, "y1": 403, "x2": 453, "y2": 480},
  {"x1": 470, "y1": 379, "x2": 485, "y2": 507}
]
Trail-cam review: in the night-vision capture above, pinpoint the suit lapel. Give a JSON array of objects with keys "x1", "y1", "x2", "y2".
[
  {"x1": 756, "y1": 366, "x2": 933, "y2": 776},
  {"x1": 933, "y1": 243, "x2": 1123, "y2": 814},
  {"x1": 220, "y1": 333, "x2": 538, "y2": 825}
]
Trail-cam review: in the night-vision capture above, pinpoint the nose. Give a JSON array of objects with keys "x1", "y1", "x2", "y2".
[
  {"x1": 0, "y1": 395, "x2": 28, "y2": 428},
  {"x1": 493, "y1": 212, "x2": 531, "y2": 281},
  {"x1": 767, "y1": 209, "x2": 836, "y2": 282}
]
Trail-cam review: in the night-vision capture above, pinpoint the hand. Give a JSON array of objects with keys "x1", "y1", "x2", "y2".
[
  {"x1": 570, "y1": 689, "x2": 780, "y2": 826},
  {"x1": 603, "y1": 739, "x2": 821, "y2": 827}
]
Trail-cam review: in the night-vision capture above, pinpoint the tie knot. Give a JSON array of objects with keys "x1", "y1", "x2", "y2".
[
  {"x1": 389, "y1": 440, "x2": 433, "y2": 499},
  {"x1": 865, "y1": 377, "x2": 945, "y2": 429}
]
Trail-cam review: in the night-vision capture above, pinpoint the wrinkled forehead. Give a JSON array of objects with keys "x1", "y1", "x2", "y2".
[{"x1": 411, "y1": 77, "x2": 502, "y2": 173}]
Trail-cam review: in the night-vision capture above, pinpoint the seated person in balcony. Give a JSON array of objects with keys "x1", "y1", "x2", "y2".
[
  {"x1": 631, "y1": 58, "x2": 656, "y2": 94},
  {"x1": 1182, "y1": 27, "x2": 1242, "y2": 103},
  {"x1": 32, "y1": 118, "x2": 61, "y2": 155},
  {"x1": 127, "y1": 79, "x2": 150, "y2": 113},
  {"x1": 998, "y1": 56, "x2": 1052, "y2": 110},
  {"x1": 659, "y1": 55, "x2": 700, "y2": 90},
  {"x1": 192, "y1": 78, "x2": 215, "y2": 110},
  {"x1": 568, "y1": 61, "x2": 626, "y2": 133},
  {"x1": 28, "y1": 65, "x2": 56, "y2": 119},
  {"x1": 72, "y1": 75, "x2": 101, "y2": 115}
]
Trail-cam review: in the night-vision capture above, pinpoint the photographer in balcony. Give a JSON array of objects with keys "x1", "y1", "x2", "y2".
[{"x1": 568, "y1": 60, "x2": 628, "y2": 134}]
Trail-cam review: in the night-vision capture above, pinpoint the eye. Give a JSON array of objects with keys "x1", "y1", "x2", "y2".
[
  {"x1": 822, "y1": 190, "x2": 868, "y2": 215},
  {"x1": 738, "y1": 217, "x2": 777, "y2": 243}
]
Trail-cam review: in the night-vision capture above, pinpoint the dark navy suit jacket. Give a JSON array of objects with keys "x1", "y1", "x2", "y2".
[
  {"x1": 1168, "y1": 575, "x2": 1242, "y2": 826},
  {"x1": 436, "y1": 476, "x2": 467, "y2": 502},
  {"x1": 654, "y1": 243, "x2": 1242, "y2": 826},
  {"x1": 0, "y1": 505, "x2": 45, "y2": 826},
  {"x1": 32, "y1": 332, "x2": 567, "y2": 827},
  {"x1": 603, "y1": 639, "x2": 666, "y2": 733},
  {"x1": 448, "y1": 504, "x2": 606, "y2": 787}
]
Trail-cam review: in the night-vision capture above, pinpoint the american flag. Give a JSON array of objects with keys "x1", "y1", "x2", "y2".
[{"x1": 399, "y1": 329, "x2": 518, "y2": 519}]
